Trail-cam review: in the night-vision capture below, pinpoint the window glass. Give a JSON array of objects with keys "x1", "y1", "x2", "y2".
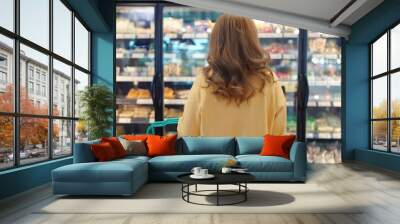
[
  {"x1": 75, "y1": 120, "x2": 88, "y2": 143},
  {"x1": 391, "y1": 24, "x2": 400, "y2": 70},
  {"x1": 74, "y1": 69, "x2": 89, "y2": 118},
  {"x1": 20, "y1": 44, "x2": 49, "y2": 115},
  {"x1": 0, "y1": 0, "x2": 14, "y2": 31},
  {"x1": 0, "y1": 116, "x2": 13, "y2": 170},
  {"x1": 372, "y1": 77, "x2": 387, "y2": 119},
  {"x1": 0, "y1": 35, "x2": 14, "y2": 112},
  {"x1": 53, "y1": 0, "x2": 72, "y2": 60},
  {"x1": 53, "y1": 59, "x2": 72, "y2": 117},
  {"x1": 19, "y1": 117, "x2": 49, "y2": 165},
  {"x1": 20, "y1": 0, "x2": 49, "y2": 49},
  {"x1": 372, "y1": 121, "x2": 388, "y2": 151},
  {"x1": 74, "y1": 18, "x2": 89, "y2": 70},
  {"x1": 372, "y1": 34, "x2": 387, "y2": 76},
  {"x1": 391, "y1": 72, "x2": 400, "y2": 118},
  {"x1": 391, "y1": 120, "x2": 400, "y2": 153},
  {"x1": 53, "y1": 119, "x2": 72, "y2": 157}
]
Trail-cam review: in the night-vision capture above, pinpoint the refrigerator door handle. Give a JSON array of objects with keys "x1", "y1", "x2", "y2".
[{"x1": 150, "y1": 74, "x2": 157, "y2": 103}]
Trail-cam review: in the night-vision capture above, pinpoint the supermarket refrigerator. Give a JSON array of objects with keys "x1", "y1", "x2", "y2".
[
  {"x1": 306, "y1": 32, "x2": 342, "y2": 163},
  {"x1": 115, "y1": 4, "x2": 342, "y2": 163}
]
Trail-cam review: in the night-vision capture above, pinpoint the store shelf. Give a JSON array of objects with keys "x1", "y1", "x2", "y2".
[
  {"x1": 308, "y1": 33, "x2": 338, "y2": 38},
  {"x1": 268, "y1": 53, "x2": 297, "y2": 60},
  {"x1": 306, "y1": 132, "x2": 341, "y2": 139},
  {"x1": 116, "y1": 52, "x2": 155, "y2": 59},
  {"x1": 117, "y1": 117, "x2": 154, "y2": 124},
  {"x1": 117, "y1": 76, "x2": 154, "y2": 82},
  {"x1": 116, "y1": 98, "x2": 153, "y2": 105},
  {"x1": 308, "y1": 80, "x2": 341, "y2": 87},
  {"x1": 307, "y1": 100, "x2": 341, "y2": 107},
  {"x1": 164, "y1": 99, "x2": 186, "y2": 105},
  {"x1": 164, "y1": 76, "x2": 195, "y2": 82},
  {"x1": 116, "y1": 76, "x2": 195, "y2": 82},
  {"x1": 164, "y1": 32, "x2": 298, "y2": 39},
  {"x1": 311, "y1": 53, "x2": 341, "y2": 60},
  {"x1": 116, "y1": 33, "x2": 154, "y2": 39}
]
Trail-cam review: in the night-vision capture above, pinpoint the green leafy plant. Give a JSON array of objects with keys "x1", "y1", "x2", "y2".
[{"x1": 79, "y1": 84, "x2": 113, "y2": 140}]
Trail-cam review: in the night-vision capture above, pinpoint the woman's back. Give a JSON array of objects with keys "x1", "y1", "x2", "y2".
[{"x1": 177, "y1": 74, "x2": 286, "y2": 137}]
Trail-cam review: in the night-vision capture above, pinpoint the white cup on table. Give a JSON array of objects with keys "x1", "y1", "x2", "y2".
[
  {"x1": 200, "y1": 169, "x2": 208, "y2": 176},
  {"x1": 191, "y1": 167, "x2": 202, "y2": 176}
]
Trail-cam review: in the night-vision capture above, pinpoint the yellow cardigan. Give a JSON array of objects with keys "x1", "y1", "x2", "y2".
[{"x1": 177, "y1": 74, "x2": 287, "y2": 137}]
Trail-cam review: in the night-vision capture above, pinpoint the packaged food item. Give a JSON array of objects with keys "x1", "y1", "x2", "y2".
[
  {"x1": 163, "y1": 17, "x2": 184, "y2": 34},
  {"x1": 126, "y1": 88, "x2": 150, "y2": 99},
  {"x1": 116, "y1": 18, "x2": 136, "y2": 34},
  {"x1": 175, "y1": 89, "x2": 190, "y2": 99},
  {"x1": 164, "y1": 87, "x2": 175, "y2": 99},
  {"x1": 309, "y1": 38, "x2": 326, "y2": 54},
  {"x1": 164, "y1": 64, "x2": 182, "y2": 76}
]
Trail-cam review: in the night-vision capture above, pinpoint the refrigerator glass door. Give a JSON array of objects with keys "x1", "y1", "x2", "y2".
[
  {"x1": 116, "y1": 6, "x2": 156, "y2": 135},
  {"x1": 307, "y1": 32, "x2": 342, "y2": 163}
]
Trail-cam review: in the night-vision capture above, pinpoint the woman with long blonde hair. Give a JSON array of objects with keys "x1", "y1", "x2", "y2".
[{"x1": 177, "y1": 14, "x2": 286, "y2": 137}]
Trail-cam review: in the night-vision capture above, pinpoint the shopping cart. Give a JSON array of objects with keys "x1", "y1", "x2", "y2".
[{"x1": 145, "y1": 117, "x2": 179, "y2": 134}]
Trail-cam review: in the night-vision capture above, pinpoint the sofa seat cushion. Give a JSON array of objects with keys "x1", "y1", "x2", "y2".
[
  {"x1": 53, "y1": 159, "x2": 147, "y2": 183},
  {"x1": 149, "y1": 154, "x2": 235, "y2": 172},
  {"x1": 236, "y1": 155, "x2": 293, "y2": 172},
  {"x1": 236, "y1": 137, "x2": 264, "y2": 155},
  {"x1": 177, "y1": 137, "x2": 236, "y2": 155}
]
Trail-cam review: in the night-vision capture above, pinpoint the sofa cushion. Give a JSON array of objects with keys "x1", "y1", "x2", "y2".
[
  {"x1": 147, "y1": 134, "x2": 177, "y2": 157},
  {"x1": 177, "y1": 137, "x2": 235, "y2": 155},
  {"x1": 91, "y1": 142, "x2": 118, "y2": 161},
  {"x1": 119, "y1": 138, "x2": 147, "y2": 156},
  {"x1": 236, "y1": 137, "x2": 264, "y2": 155},
  {"x1": 53, "y1": 158, "x2": 147, "y2": 183},
  {"x1": 236, "y1": 155, "x2": 293, "y2": 172},
  {"x1": 260, "y1": 135, "x2": 296, "y2": 159},
  {"x1": 101, "y1": 137, "x2": 127, "y2": 158},
  {"x1": 149, "y1": 154, "x2": 235, "y2": 172},
  {"x1": 73, "y1": 140, "x2": 100, "y2": 163}
]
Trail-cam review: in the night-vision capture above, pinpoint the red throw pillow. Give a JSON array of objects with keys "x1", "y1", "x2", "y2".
[
  {"x1": 146, "y1": 134, "x2": 177, "y2": 157},
  {"x1": 260, "y1": 135, "x2": 296, "y2": 159},
  {"x1": 91, "y1": 142, "x2": 117, "y2": 162},
  {"x1": 122, "y1": 135, "x2": 149, "y2": 142},
  {"x1": 101, "y1": 137, "x2": 126, "y2": 158}
]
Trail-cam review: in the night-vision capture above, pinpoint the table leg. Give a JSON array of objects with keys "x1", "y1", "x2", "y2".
[
  {"x1": 195, "y1": 184, "x2": 198, "y2": 192},
  {"x1": 245, "y1": 183, "x2": 247, "y2": 201},
  {"x1": 217, "y1": 184, "x2": 219, "y2": 206}
]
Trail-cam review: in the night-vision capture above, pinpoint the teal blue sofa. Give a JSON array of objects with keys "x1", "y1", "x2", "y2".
[{"x1": 52, "y1": 137, "x2": 306, "y2": 196}]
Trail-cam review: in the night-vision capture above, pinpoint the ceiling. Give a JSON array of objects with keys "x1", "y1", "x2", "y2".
[{"x1": 169, "y1": 0, "x2": 384, "y2": 37}]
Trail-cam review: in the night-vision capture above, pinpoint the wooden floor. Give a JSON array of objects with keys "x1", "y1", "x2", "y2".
[{"x1": 1, "y1": 162, "x2": 400, "y2": 224}]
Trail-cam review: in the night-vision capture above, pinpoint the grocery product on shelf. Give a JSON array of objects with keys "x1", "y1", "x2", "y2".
[
  {"x1": 164, "y1": 107, "x2": 183, "y2": 118},
  {"x1": 126, "y1": 88, "x2": 151, "y2": 99},
  {"x1": 164, "y1": 87, "x2": 175, "y2": 99}
]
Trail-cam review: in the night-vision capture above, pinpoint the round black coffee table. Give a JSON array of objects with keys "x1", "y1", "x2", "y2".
[{"x1": 177, "y1": 173, "x2": 255, "y2": 206}]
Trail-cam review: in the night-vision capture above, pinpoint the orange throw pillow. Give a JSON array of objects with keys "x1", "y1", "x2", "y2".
[
  {"x1": 91, "y1": 142, "x2": 117, "y2": 162},
  {"x1": 101, "y1": 137, "x2": 126, "y2": 158},
  {"x1": 260, "y1": 135, "x2": 296, "y2": 159},
  {"x1": 146, "y1": 134, "x2": 177, "y2": 157},
  {"x1": 122, "y1": 135, "x2": 149, "y2": 142}
]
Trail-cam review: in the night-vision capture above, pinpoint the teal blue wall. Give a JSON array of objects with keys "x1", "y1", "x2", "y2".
[
  {"x1": 0, "y1": 158, "x2": 72, "y2": 199},
  {"x1": 91, "y1": 0, "x2": 116, "y2": 135},
  {"x1": 0, "y1": 0, "x2": 115, "y2": 200},
  {"x1": 344, "y1": 0, "x2": 400, "y2": 171}
]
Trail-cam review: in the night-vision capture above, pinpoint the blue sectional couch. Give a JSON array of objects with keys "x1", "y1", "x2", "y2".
[{"x1": 52, "y1": 137, "x2": 306, "y2": 196}]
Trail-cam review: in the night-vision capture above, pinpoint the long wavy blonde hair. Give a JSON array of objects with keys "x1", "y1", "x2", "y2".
[{"x1": 204, "y1": 14, "x2": 274, "y2": 105}]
